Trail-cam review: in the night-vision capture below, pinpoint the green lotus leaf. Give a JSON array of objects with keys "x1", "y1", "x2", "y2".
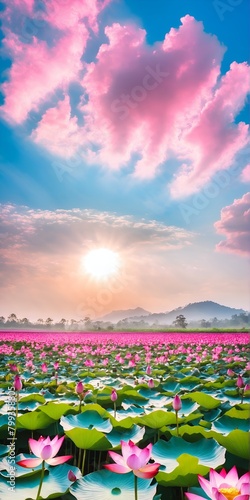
[
  {"x1": 183, "y1": 392, "x2": 221, "y2": 409},
  {"x1": 19, "y1": 394, "x2": 46, "y2": 404},
  {"x1": 179, "y1": 376, "x2": 202, "y2": 390},
  {"x1": 135, "y1": 410, "x2": 176, "y2": 429},
  {"x1": 65, "y1": 427, "x2": 112, "y2": 450},
  {"x1": 152, "y1": 437, "x2": 225, "y2": 473},
  {"x1": 17, "y1": 411, "x2": 54, "y2": 430},
  {"x1": 0, "y1": 463, "x2": 79, "y2": 499},
  {"x1": 70, "y1": 470, "x2": 159, "y2": 500},
  {"x1": 156, "y1": 454, "x2": 209, "y2": 487},
  {"x1": 224, "y1": 407, "x2": 250, "y2": 420},
  {"x1": 38, "y1": 403, "x2": 75, "y2": 420},
  {"x1": 216, "y1": 429, "x2": 250, "y2": 460},
  {"x1": 201, "y1": 408, "x2": 221, "y2": 422},
  {"x1": 61, "y1": 410, "x2": 112, "y2": 433},
  {"x1": 212, "y1": 415, "x2": 249, "y2": 434},
  {"x1": 161, "y1": 380, "x2": 180, "y2": 392},
  {"x1": 107, "y1": 424, "x2": 145, "y2": 447}
]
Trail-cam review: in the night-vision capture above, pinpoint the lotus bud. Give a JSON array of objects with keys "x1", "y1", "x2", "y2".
[
  {"x1": 76, "y1": 381, "x2": 84, "y2": 394},
  {"x1": 14, "y1": 375, "x2": 22, "y2": 392},
  {"x1": 236, "y1": 375, "x2": 244, "y2": 388},
  {"x1": 148, "y1": 378, "x2": 154, "y2": 389},
  {"x1": 111, "y1": 389, "x2": 118, "y2": 402},
  {"x1": 172, "y1": 394, "x2": 182, "y2": 412},
  {"x1": 146, "y1": 365, "x2": 151, "y2": 375},
  {"x1": 68, "y1": 470, "x2": 77, "y2": 482},
  {"x1": 227, "y1": 368, "x2": 234, "y2": 377}
]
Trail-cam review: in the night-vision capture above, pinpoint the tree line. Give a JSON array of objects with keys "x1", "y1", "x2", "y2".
[{"x1": 0, "y1": 312, "x2": 249, "y2": 331}]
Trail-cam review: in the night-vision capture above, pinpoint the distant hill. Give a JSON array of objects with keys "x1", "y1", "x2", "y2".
[
  {"x1": 99, "y1": 307, "x2": 151, "y2": 323},
  {"x1": 101, "y1": 301, "x2": 247, "y2": 325}
]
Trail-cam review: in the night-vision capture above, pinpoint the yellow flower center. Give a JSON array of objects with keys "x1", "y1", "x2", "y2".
[{"x1": 218, "y1": 487, "x2": 240, "y2": 500}]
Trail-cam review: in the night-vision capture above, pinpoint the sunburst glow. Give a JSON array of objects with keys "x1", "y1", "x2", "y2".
[{"x1": 83, "y1": 248, "x2": 120, "y2": 279}]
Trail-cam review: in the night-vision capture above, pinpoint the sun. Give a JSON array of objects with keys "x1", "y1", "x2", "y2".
[{"x1": 82, "y1": 248, "x2": 120, "y2": 279}]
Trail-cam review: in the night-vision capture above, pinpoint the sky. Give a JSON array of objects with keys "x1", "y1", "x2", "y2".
[{"x1": 0, "y1": 0, "x2": 249, "y2": 322}]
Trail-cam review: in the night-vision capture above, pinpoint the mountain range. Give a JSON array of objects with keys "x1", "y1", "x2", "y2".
[{"x1": 99, "y1": 301, "x2": 247, "y2": 325}]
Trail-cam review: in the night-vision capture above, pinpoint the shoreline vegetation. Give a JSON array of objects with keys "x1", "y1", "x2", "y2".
[
  {"x1": 0, "y1": 310, "x2": 249, "y2": 333},
  {"x1": 0, "y1": 327, "x2": 248, "y2": 333}
]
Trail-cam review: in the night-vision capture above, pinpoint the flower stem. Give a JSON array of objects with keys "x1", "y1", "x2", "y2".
[
  {"x1": 36, "y1": 460, "x2": 45, "y2": 500},
  {"x1": 134, "y1": 474, "x2": 138, "y2": 500},
  {"x1": 175, "y1": 411, "x2": 179, "y2": 436},
  {"x1": 114, "y1": 402, "x2": 116, "y2": 419},
  {"x1": 82, "y1": 448, "x2": 87, "y2": 475}
]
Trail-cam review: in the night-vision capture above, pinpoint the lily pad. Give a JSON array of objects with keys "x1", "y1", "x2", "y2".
[
  {"x1": 0, "y1": 463, "x2": 79, "y2": 499},
  {"x1": 151, "y1": 437, "x2": 225, "y2": 473},
  {"x1": 107, "y1": 424, "x2": 145, "y2": 447},
  {"x1": 61, "y1": 410, "x2": 112, "y2": 433},
  {"x1": 70, "y1": 470, "x2": 159, "y2": 500}
]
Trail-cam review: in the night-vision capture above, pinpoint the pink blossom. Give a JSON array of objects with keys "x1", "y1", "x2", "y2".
[
  {"x1": 111, "y1": 389, "x2": 118, "y2": 402},
  {"x1": 76, "y1": 381, "x2": 84, "y2": 394},
  {"x1": 13, "y1": 375, "x2": 22, "y2": 391},
  {"x1": 185, "y1": 466, "x2": 250, "y2": 500},
  {"x1": 104, "y1": 440, "x2": 160, "y2": 479},
  {"x1": 146, "y1": 365, "x2": 151, "y2": 375},
  {"x1": 236, "y1": 375, "x2": 244, "y2": 389},
  {"x1": 41, "y1": 363, "x2": 48, "y2": 373},
  {"x1": 148, "y1": 378, "x2": 154, "y2": 389},
  {"x1": 68, "y1": 470, "x2": 77, "y2": 482},
  {"x1": 17, "y1": 435, "x2": 72, "y2": 468},
  {"x1": 227, "y1": 369, "x2": 235, "y2": 377},
  {"x1": 173, "y1": 395, "x2": 182, "y2": 412}
]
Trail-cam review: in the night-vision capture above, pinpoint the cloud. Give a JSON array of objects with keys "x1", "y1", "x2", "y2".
[
  {"x1": 170, "y1": 62, "x2": 250, "y2": 197},
  {"x1": 240, "y1": 164, "x2": 250, "y2": 183},
  {"x1": 80, "y1": 16, "x2": 226, "y2": 176},
  {"x1": 1, "y1": 25, "x2": 87, "y2": 123},
  {"x1": 31, "y1": 95, "x2": 82, "y2": 157},
  {"x1": 214, "y1": 193, "x2": 250, "y2": 256},
  {"x1": 0, "y1": 0, "x2": 111, "y2": 123},
  {"x1": 0, "y1": 204, "x2": 195, "y2": 318},
  {"x1": 42, "y1": 0, "x2": 111, "y2": 31},
  {"x1": 0, "y1": 204, "x2": 194, "y2": 257},
  {"x1": 1, "y1": 8, "x2": 249, "y2": 198}
]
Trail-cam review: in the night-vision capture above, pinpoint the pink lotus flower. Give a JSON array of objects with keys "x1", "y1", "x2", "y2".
[
  {"x1": 41, "y1": 363, "x2": 48, "y2": 373},
  {"x1": 227, "y1": 369, "x2": 235, "y2": 377},
  {"x1": 185, "y1": 466, "x2": 250, "y2": 500},
  {"x1": 13, "y1": 374, "x2": 22, "y2": 391},
  {"x1": 148, "y1": 378, "x2": 154, "y2": 389},
  {"x1": 146, "y1": 365, "x2": 151, "y2": 375},
  {"x1": 104, "y1": 440, "x2": 160, "y2": 479},
  {"x1": 76, "y1": 381, "x2": 84, "y2": 395},
  {"x1": 111, "y1": 389, "x2": 118, "y2": 402},
  {"x1": 17, "y1": 435, "x2": 72, "y2": 468},
  {"x1": 68, "y1": 470, "x2": 77, "y2": 482},
  {"x1": 173, "y1": 395, "x2": 182, "y2": 412},
  {"x1": 236, "y1": 375, "x2": 244, "y2": 388}
]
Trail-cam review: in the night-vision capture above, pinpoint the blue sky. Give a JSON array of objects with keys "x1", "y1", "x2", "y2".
[{"x1": 0, "y1": 0, "x2": 249, "y2": 320}]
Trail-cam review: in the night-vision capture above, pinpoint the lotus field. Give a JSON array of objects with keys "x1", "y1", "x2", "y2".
[{"x1": 0, "y1": 331, "x2": 249, "y2": 500}]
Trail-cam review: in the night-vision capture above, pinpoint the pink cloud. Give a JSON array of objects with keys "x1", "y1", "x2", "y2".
[
  {"x1": 170, "y1": 62, "x2": 250, "y2": 197},
  {"x1": 240, "y1": 164, "x2": 250, "y2": 183},
  {"x1": 214, "y1": 193, "x2": 250, "y2": 256},
  {"x1": 43, "y1": 0, "x2": 111, "y2": 31},
  {"x1": 31, "y1": 95, "x2": 82, "y2": 157},
  {"x1": 0, "y1": 0, "x2": 111, "y2": 124},
  {"x1": 1, "y1": 25, "x2": 87, "y2": 123},
  {"x1": 80, "y1": 16, "x2": 226, "y2": 175}
]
